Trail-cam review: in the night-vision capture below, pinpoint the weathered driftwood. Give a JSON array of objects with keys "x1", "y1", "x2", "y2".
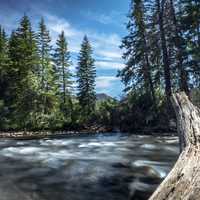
[{"x1": 149, "y1": 92, "x2": 200, "y2": 200}]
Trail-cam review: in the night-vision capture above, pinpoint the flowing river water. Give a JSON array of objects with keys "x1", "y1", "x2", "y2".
[{"x1": 0, "y1": 133, "x2": 179, "y2": 200}]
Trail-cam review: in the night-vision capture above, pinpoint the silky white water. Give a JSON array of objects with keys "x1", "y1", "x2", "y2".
[{"x1": 0, "y1": 133, "x2": 179, "y2": 200}]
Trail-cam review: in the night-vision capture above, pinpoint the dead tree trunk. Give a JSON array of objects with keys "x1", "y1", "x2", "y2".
[{"x1": 149, "y1": 92, "x2": 200, "y2": 200}]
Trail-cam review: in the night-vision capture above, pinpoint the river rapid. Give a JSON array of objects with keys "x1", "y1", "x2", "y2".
[{"x1": 0, "y1": 133, "x2": 179, "y2": 200}]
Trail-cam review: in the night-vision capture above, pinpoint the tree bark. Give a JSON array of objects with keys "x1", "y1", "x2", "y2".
[{"x1": 149, "y1": 92, "x2": 200, "y2": 200}]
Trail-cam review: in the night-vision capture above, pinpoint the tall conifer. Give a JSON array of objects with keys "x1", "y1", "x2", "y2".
[
  {"x1": 76, "y1": 36, "x2": 96, "y2": 116},
  {"x1": 54, "y1": 31, "x2": 72, "y2": 103},
  {"x1": 8, "y1": 15, "x2": 39, "y2": 129}
]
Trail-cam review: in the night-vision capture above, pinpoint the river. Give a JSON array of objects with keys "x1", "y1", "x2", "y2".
[{"x1": 0, "y1": 133, "x2": 179, "y2": 200}]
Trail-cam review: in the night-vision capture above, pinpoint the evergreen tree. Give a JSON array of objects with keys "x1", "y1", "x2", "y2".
[
  {"x1": 8, "y1": 15, "x2": 40, "y2": 129},
  {"x1": 156, "y1": 0, "x2": 172, "y2": 105},
  {"x1": 179, "y1": 0, "x2": 200, "y2": 87},
  {"x1": 37, "y1": 17, "x2": 58, "y2": 115},
  {"x1": 0, "y1": 26, "x2": 10, "y2": 96},
  {"x1": 76, "y1": 36, "x2": 96, "y2": 116},
  {"x1": 118, "y1": 0, "x2": 200, "y2": 130},
  {"x1": 119, "y1": 0, "x2": 156, "y2": 103},
  {"x1": 0, "y1": 26, "x2": 11, "y2": 128},
  {"x1": 54, "y1": 31, "x2": 72, "y2": 103},
  {"x1": 169, "y1": 0, "x2": 189, "y2": 94},
  {"x1": 37, "y1": 18, "x2": 52, "y2": 90},
  {"x1": 54, "y1": 31, "x2": 73, "y2": 122}
]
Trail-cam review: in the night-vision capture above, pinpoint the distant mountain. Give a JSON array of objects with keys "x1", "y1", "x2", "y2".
[{"x1": 96, "y1": 93, "x2": 114, "y2": 101}]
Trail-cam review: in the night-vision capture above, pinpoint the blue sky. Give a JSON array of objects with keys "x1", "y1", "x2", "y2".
[{"x1": 0, "y1": 0, "x2": 129, "y2": 98}]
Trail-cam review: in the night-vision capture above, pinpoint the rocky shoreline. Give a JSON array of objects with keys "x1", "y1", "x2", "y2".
[
  {"x1": 0, "y1": 130, "x2": 109, "y2": 140},
  {"x1": 0, "y1": 125, "x2": 114, "y2": 139},
  {"x1": 0, "y1": 129, "x2": 177, "y2": 140}
]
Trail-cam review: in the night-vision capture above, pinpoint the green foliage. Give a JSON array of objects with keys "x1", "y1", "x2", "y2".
[
  {"x1": 37, "y1": 18, "x2": 58, "y2": 116},
  {"x1": 54, "y1": 31, "x2": 72, "y2": 101},
  {"x1": 0, "y1": 16, "x2": 64, "y2": 131},
  {"x1": 117, "y1": 0, "x2": 200, "y2": 131},
  {"x1": 54, "y1": 31, "x2": 73, "y2": 122},
  {"x1": 0, "y1": 3, "x2": 200, "y2": 133},
  {"x1": 191, "y1": 88, "x2": 200, "y2": 108},
  {"x1": 7, "y1": 15, "x2": 40, "y2": 129},
  {"x1": 76, "y1": 35, "x2": 96, "y2": 117},
  {"x1": 0, "y1": 16, "x2": 97, "y2": 131},
  {"x1": 95, "y1": 99, "x2": 119, "y2": 129},
  {"x1": 179, "y1": 0, "x2": 200, "y2": 87},
  {"x1": 0, "y1": 26, "x2": 11, "y2": 129},
  {"x1": 117, "y1": 90, "x2": 171, "y2": 132},
  {"x1": 118, "y1": 91, "x2": 154, "y2": 131}
]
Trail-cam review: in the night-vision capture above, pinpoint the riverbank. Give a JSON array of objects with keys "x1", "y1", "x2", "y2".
[
  {"x1": 0, "y1": 129, "x2": 177, "y2": 140},
  {"x1": 0, "y1": 131, "x2": 107, "y2": 140}
]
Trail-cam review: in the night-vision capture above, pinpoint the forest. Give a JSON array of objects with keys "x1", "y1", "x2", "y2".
[{"x1": 0, "y1": 0, "x2": 200, "y2": 133}]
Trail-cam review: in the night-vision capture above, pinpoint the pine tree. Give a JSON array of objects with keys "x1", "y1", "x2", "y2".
[
  {"x1": 37, "y1": 18, "x2": 52, "y2": 89},
  {"x1": 76, "y1": 36, "x2": 96, "y2": 116},
  {"x1": 54, "y1": 31, "x2": 73, "y2": 122},
  {"x1": 169, "y1": 0, "x2": 189, "y2": 94},
  {"x1": 147, "y1": 5, "x2": 163, "y2": 93},
  {"x1": 0, "y1": 26, "x2": 10, "y2": 96},
  {"x1": 119, "y1": 0, "x2": 156, "y2": 103},
  {"x1": 156, "y1": 0, "x2": 172, "y2": 105},
  {"x1": 37, "y1": 17, "x2": 58, "y2": 114},
  {"x1": 0, "y1": 26, "x2": 11, "y2": 128},
  {"x1": 54, "y1": 31, "x2": 72, "y2": 104},
  {"x1": 179, "y1": 0, "x2": 200, "y2": 87},
  {"x1": 8, "y1": 15, "x2": 40, "y2": 129}
]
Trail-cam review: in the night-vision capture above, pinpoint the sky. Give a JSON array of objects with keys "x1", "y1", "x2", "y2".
[{"x1": 0, "y1": 0, "x2": 130, "y2": 98}]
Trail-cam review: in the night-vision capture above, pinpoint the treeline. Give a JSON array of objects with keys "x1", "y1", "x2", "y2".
[
  {"x1": 1, "y1": 0, "x2": 200, "y2": 133},
  {"x1": 0, "y1": 15, "x2": 118, "y2": 131},
  {"x1": 117, "y1": 0, "x2": 200, "y2": 132}
]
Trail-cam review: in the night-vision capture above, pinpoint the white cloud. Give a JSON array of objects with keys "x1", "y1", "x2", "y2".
[
  {"x1": 96, "y1": 61, "x2": 124, "y2": 70},
  {"x1": 96, "y1": 76, "x2": 120, "y2": 89},
  {"x1": 43, "y1": 13, "x2": 123, "y2": 69},
  {"x1": 90, "y1": 33, "x2": 121, "y2": 48},
  {"x1": 83, "y1": 10, "x2": 125, "y2": 26},
  {"x1": 45, "y1": 14, "x2": 79, "y2": 38},
  {"x1": 96, "y1": 14, "x2": 113, "y2": 25},
  {"x1": 85, "y1": 11, "x2": 113, "y2": 25},
  {"x1": 0, "y1": 12, "x2": 21, "y2": 33},
  {"x1": 91, "y1": 33, "x2": 122, "y2": 61},
  {"x1": 97, "y1": 50, "x2": 122, "y2": 60},
  {"x1": 43, "y1": 14, "x2": 83, "y2": 54},
  {"x1": 1, "y1": 10, "x2": 124, "y2": 71},
  {"x1": 0, "y1": 6, "x2": 125, "y2": 97}
]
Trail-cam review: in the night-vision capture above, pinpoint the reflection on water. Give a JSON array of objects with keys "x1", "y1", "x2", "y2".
[{"x1": 0, "y1": 133, "x2": 179, "y2": 200}]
